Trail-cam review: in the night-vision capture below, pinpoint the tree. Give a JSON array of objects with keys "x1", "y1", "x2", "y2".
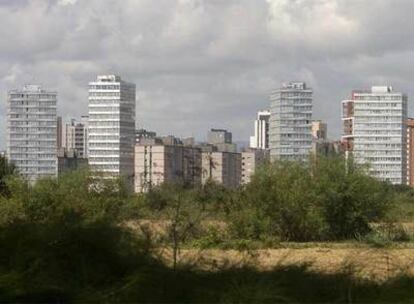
[
  {"x1": 230, "y1": 156, "x2": 393, "y2": 242},
  {"x1": 146, "y1": 183, "x2": 209, "y2": 270},
  {"x1": 311, "y1": 156, "x2": 393, "y2": 239},
  {"x1": 0, "y1": 155, "x2": 16, "y2": 197}
]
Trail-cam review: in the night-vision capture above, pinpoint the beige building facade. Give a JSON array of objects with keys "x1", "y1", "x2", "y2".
[
  {"x1": 201, "y1": 151, "x2": 241, "y2": 188},
  {"x1": 134, "y1": 143, "x2": 202, "y2": 192},
  {"x1": 241, "y1": 149, "x2": 269, "y2": 184},
  {"x1": 407, "y1": 118, "x2": 414, "y2": 187}
]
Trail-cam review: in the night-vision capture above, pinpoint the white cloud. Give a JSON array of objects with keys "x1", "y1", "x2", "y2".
[
  {"x1": 1, "y1": 0, "x2": 414, "y2": 148},
  {"x1": 58, "y1": 0, "x2": 77, "y2": 6}
]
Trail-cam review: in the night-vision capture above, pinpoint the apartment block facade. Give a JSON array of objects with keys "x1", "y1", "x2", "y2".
[
  {"x1": 57, "y1": 148, "x2": 87, "y2": 176},
  {"x1": 406, "y1": 118, "x2": 414, "y2": 187},
  {"x1": 207, "y1": 128, "x2": 237, "y2": 153},
  {"x1": 341, "y1": 86, "x2": 407, "y2": 184},
  {"x1": 269, "y1": 82, "x2": 313, "y2": 161},
  {"x1": 134, "y1": 141, "x2": 202, "y2": 192},
  {"x1": 65, "y1": 116, "x2": 88, "y2": 158},
  {"x1": 7, "y1": 85, "x2": 58, "y2": 183},
  {"x1": 241, "y1": 149, "x2": 269, "y2": 184},
  {"x1": 88, "y1": 75, "x2": 136, "y2": 182},
  {"x1": 312, "y1": 120, "x2": 327, "y2": 140},
  {"x1": 201, "y1": 151, "x2": 241, "y2": 188}
]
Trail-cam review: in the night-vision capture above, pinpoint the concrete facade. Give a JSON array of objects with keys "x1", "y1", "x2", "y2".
[
  {"x1": 88, "y1": 75, "x2": 136, "y2": 183},
  {"x1": 57, "y1": 116, "x2": 63, "y2": 150},
  {"x1": 7, "y1": 85, "x2": 58, "y2": 183},
  {"x1": 341, "y1": 86, "x2": 407, "y2": 184},
  {"x1": 406, "y1": 118, "x2": 414, "y2": 187},
  {"x1": 207, "y1": 128, "x2": 237, "y2": 152},
  {"x1": 57, "y1": 148, "x2": 88, "y2": 176},
  {"x1": 269, "y1": 82, "x2": 313, "y2": 161},
  {"x1": 201, "y1": 151, "x2": 241, "y2": 188},
  {"x1": 250, "y1": 110, "x2": 270, "y2": 149},
  {"x1": 312, "y1": 120, "x2": 327, "y2": 140},
  {"x1": 241, "y1": 149, "x2": 269, "y2": 184},
  {"x1": 134, "y1": 143, "x2": 202, "y2": 193},
  {"x1": 65, "y1": 117, "x2": 88, "y2": 158}
]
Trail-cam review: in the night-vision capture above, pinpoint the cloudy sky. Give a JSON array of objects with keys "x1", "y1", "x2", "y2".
[{"x1": 1, "y1": 0, "x2": 413, "y2": 148}]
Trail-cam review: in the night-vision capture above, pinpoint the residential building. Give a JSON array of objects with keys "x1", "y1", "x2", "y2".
[
  {"x1": 310, "y1": 120, "x2": 341, "y2": 157},
  {"x1": 241, "y1": 149, "x2": 269, "y2": 184},
  {"x1": 182, "y1": 137, "x2": 196, "y2": 147},
  {"x1": 269, "y1": 82, "x2": 313, "y2": 161},
  {"x1": 80, "y1": 115, "x2": 89, "y2": 157},
  {"x1": 65, "y1": 117, "x2": 88, "y2": 158},
  {"x1": 208, "y1": 128, "x2": 232, "y2": 144},
  {"x1": 136, "y1": 128, "x2": 156, "y2": 144},
  {"x1": 311, "y1": 140, "x2": 343, "y2": 157},
  {"x1": 406, "y1": 118, "x2": 414, "y2": 187},
  {"x1": 57, "y1": 116, "x2": 63, "y2": 150},
  {"x1": 134, "y1": 141, "x2": 202, "y2": 193},
  {"x1": 312, "y1": 120, "x2": 327, "y2": 140},
  {"x1": 201, "y1": 151, "x2": 241, "y2": 188},
  {"x1": 57, "y1": 148, "x2": 87, "y2": 175},
  {"x1": 88, "y1": 75, "x2": 136, "y2": 183},
  {"x1": 341, "y1": 86, "x2": 407, "y2": 184},
  {"x1": 161, "y1": 135, "x2": 183, "y2": 146},
  {"x1": 250, "y1": 110, "x2": 270, "y2": 149},
  {"x1": 207, "y1": 128, "x2": 237, "y2": 152},
  {"x1": 7, "y1": 85, "x2": 58, "y2": 183}
]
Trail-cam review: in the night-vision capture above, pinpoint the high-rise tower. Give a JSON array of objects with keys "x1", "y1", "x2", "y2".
[
  {"x1": 88, "y1": 75, "x2": 136, "y2": 182},
  {"x1": 342, "y1": 86, "x2": 407, "y2": 184},
  {"x1": 269, "y1": 82, "x2": 312, "y2": 161},
  {"x1": 7, "y1": 85, "x2": 58, "y2": 183}
]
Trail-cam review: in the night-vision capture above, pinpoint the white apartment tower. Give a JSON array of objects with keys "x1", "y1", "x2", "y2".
[
  {"x1": 250, "y1": 110, "x2": 270, "y2": 149},
  {"x1": 269, "y1": 82, "x2": 313, "y2": 161},
  {"x1": 88, "y1": 75, "x2": 136, "y2": 181},
  {"x1": 7, "y1": 85, "x2": 58, "y2": 183},
  {"x1": 342, "y1": 86, "x2": 407, "y2": 184}
]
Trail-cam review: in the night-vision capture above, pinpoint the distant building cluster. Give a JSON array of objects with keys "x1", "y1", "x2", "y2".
[{"x1": 4, "y1": 77, "x2": 414, "y2": 190}]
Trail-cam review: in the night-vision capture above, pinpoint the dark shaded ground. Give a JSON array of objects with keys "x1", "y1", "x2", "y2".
[{"x1": 1, "y1": 221, "x2": 413, "y2": 303}]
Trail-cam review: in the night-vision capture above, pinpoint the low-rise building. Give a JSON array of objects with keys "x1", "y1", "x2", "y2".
[
  {"x1": 207, "y1": 128, "x2": 237, "y2": 152},
  {"x1": 57, "y1": 148, "x2": 88, "y2": 176},
  {"x1": 241, "y1": 149, "x2": 269, "y2": 184},
  {"x1": 311, "y1": 140, "x2": 343, "y2": 157},
  {"x1": 201, "y1": 151, "x2": 241, "y2": 188},
  {"x1": 136, "y1": 129, "x2": 157, "y2": 144},
  {"x1": 134, "y1": 141, "x2": 202, "y2": 193},
  {"x1": 406, "y1": 118, "x2": 414, "y2": 187}
]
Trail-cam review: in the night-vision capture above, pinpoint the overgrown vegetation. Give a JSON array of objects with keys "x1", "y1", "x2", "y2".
[{"x1": 0, "y1": 155, "x2": 414, "y2": 302}]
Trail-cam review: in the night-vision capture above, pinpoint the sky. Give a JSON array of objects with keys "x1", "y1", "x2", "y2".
[{"x1": 1, "y1": 0, "x2": 414, "y2": 149}]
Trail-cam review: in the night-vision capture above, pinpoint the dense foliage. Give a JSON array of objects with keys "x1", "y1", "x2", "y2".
[
  {"x1": 0, "y1": 155, "x2": 16, "y2": 197},
  {"x1": 0, "y1": 156, "x2": 413, "y2": 302},
  {"x1": 230, "y1": 156, "x2": 394, "y2": 241}
]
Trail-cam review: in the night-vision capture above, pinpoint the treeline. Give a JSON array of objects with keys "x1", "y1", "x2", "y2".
[
  {"x1": 142, "y1": 155, "x2": 414, "y2": 246},
  {"x1": 0, "y1": 155, "x2": 414, "y2": 302}
]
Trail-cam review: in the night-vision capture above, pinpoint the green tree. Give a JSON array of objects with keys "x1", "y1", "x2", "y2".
[
  {"x1": 311, "y1": 155, "x2": 393, "y2": 239},
  {"x1": 230, "y1": 156, "x2": 393, "y2": 242},
  {"x1": 145, "y1": 183, "x2": 210, "y2": 270},
  {"x1": 0, "y1": 155, "x2": 16, "y2": 197},
  {"x1": 232, "y1": 161, "x2": 327, "y2": 241}
]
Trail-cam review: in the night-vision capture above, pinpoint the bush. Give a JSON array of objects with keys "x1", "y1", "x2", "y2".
[
  {"x1": 0, "y1": 170, "x2": 151, "y2": 302},
  {"x1": 229, "y1": 156, "x2": 393, "y2": 242}
]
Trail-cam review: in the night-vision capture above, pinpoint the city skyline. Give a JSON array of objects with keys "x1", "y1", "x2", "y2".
[{"x1": 1, "y1": 0, "x2": 414, "y2": 149}]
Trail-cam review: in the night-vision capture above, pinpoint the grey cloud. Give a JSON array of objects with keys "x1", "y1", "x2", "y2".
[{"x1": 1, "y1": 0, "x2": 414, "y2": 149}]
